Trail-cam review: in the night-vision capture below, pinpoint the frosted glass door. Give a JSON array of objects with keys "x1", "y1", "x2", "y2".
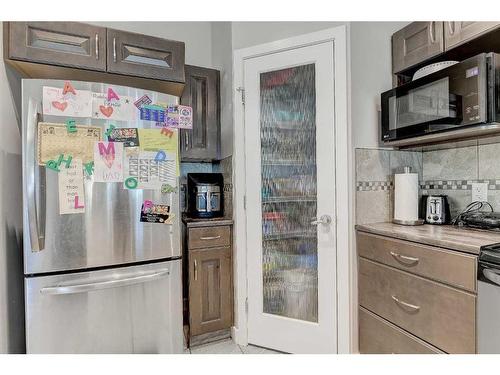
[
  {"x1": 245, "y1": 41, "x2": 337, "y2": 354},
  {"x1": 260, "y1": 64, "x2": 318, "y2": 322}
]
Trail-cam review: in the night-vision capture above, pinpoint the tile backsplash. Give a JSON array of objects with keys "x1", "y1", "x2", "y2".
[
  {"x1": 355, "y1": 148, "x2": 422, "y2": 225},
  {"x1": 356, "y1": 140, "x2": 500, "y2": 225}
]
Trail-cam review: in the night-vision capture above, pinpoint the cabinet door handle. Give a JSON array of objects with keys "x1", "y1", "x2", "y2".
[
  {"x1": 200, "y1": 235, "x2": 221, "y2": 241},
  {"x1": 429, "y1": 21, "x2": 436, "y2": 43},
  {"x1": 113, "y1": 37, "x2": 117, "y2": 62},
  {"x1": 447, "y1": 21, "x2": 455, "y2": 36},
  {"x1": 391, "y1": 295, "x2": 420, "y2": 312},
  {"x1": 194, "y1": 259, "x2": 198, "y2": 281},
  {"x1": 185, "y1": 132, "x2": 189, "y2": 149},
  {"x1": 390, "y1": 251, "x2": 419, "y2": 265},
  {"x1": 95, "y1": 33, "x2": 99, "y2": 60}
]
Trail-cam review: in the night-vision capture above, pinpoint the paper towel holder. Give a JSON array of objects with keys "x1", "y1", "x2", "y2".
[{"x1": 392, "y1": 166, "x2": 425, "y2": 226}]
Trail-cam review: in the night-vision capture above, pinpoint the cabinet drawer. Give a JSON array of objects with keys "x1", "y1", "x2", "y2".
[
  {"x1": 359, "y1": 307, "x2": 442, "y2": 354},
  {"x1": 106, "y1": 28, "x2": 185, "y2": 83},
  {"x1": 188, "y1": 226, "x2": 231, "y2": 249},
  {"x1": 357, "y1": 231, "x2": 477, "y2": 292},
  {"x1": 6, "y1": 22, "x2": 106, "y2": 71},
  {"x1": 358, "y1": 257, "x2": 476, "y2": 353}
]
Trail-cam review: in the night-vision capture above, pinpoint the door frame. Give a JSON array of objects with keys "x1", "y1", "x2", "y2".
[{"x1": 232, "y1": 25, "x2": 352, "y2": 353}]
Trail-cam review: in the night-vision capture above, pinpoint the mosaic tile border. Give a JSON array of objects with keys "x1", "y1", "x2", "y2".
[
  {"x1": 421, "y1": 179, "x2": 500, "y2": 190},
  {"x1": 357, "y1": 179, "x2": 500, "y2": 192},
  {"x1": 356, "y1": 181, "x2": 393, "y2": 191}
]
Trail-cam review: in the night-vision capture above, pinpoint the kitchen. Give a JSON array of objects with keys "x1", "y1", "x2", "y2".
[{"x1": 2, "y1": 2, "x2": 500, "y2": 371}]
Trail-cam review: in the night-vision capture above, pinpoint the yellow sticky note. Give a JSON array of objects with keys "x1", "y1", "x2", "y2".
[{"x1": 138, "y1": 128, "x2": 179, "y2": 176}]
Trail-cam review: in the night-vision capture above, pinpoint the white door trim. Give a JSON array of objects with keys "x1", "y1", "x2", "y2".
[{"x1": 231, "y1": 25, "x2": 351, "y2": 353}]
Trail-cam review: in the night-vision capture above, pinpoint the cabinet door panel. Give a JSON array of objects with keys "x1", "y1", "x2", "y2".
[
  {"x1": 444, "y1": 21, "x2": 500, "y2": 50},
  {"x1": 189, "y1": 247, "x2": 232, "y2": 336},
  {"x1": 392, "y1": 22, "x2": 444, "y2": 73},
  {"x1": 180, "y1": 65, "x2": 220, "y2": 161},
  {"x1": 106, "y1": 28, "x2": 185, "y2": 82},
  {"x1": 7, "y1": 22, "x2": 106, "y2": 71},
  {"x1": 359, "y1": 307, "x2": 443, "y2": 354}
]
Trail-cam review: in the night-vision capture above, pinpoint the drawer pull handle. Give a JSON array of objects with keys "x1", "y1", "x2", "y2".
[
  {"x1": 200, "y1": 235, "x2": 221, "y2": 240},
  {"x1": 95, "y1": 33, "x2": 99, "y2": 60},
  {"x1": 390, "y1": 251, "x2": 419, "y2": 265},
  {"x1": 391, "y1": 295, "x2": 420, "y2": 312}
]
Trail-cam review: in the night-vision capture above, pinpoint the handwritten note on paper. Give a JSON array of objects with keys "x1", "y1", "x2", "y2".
[
  {"x1": 58, "y1": 159, "x2": 85, "y2": 214},
  {"x1": 138, "y1": 128, "x2": 178, "y2": 152},
  {"x1": 43, "y1": 86, "x2": 92, "y2": 117},
  {"x1": 93, "y1": 141, "x2": 124, "y2": 183},
  {"x1": 123, "y1": 151, "x2": 177, "y2": 190},
  {"x1": 38, "y1": 122, "x2": 101, "y2": 165},
  {"x1": 138, "y1": 128, "x2": 179, "y2": 176},
  {"x1": 91, "y1": 92, "x2": 135, "y2": 121}
]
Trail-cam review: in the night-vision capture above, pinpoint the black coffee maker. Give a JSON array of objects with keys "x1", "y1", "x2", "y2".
[{"x1": 187, "y1": 173, "x2": 224, "y2": 219}]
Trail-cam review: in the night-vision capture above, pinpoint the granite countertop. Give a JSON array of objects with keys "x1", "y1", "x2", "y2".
[
  {"x1": 182, "y1": 216, "x2": 233, "y2": 228},
  {"x1": 356, "y1": 222, "x2": 500, "y2": 255}
]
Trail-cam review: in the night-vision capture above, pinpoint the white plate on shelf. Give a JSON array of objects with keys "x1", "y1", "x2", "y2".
[{"x1": 412, "y1": 61, "x2": 459, "y2": 81}]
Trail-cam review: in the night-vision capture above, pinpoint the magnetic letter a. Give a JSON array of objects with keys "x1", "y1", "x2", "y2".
[{"x1": 107, "y1": 88, "x2": 120, "y2": 101}]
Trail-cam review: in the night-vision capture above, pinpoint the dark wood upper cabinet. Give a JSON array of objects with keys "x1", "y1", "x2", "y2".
[
  {"x1": 5, "y1": 22, "x2": 106, "y2": 71},
  {"x1": 444, "y1": 21, "x2": 500, "y2": 50},
  {"x1": 189, "y1": 247, "x2": 232, "y2": 336},
  {"x1": 106, "y1": 28, "x2": 185, "y2": 83},
  {"x1": 180, "y1": 65, "x2": 221, "y2": 161},
  {"x1": 392, "y1": 22, "x2": 444, "y2": 74}
]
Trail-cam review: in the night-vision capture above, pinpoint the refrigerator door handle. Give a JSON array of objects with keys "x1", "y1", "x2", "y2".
[
  {"x1": 26, "y1": 100, "x2": 45, "y2": 252},
  {"x1": 39, "y1": 268, "x2": 170, "y2": 295}
]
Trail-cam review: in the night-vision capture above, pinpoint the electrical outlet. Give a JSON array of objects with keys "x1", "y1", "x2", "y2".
[{"x1": 472, "y1": 182, "x2": 488, "y2": 202}]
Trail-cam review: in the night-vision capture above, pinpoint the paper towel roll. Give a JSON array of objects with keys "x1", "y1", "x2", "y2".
[{"x1": 394, "y1": 171, "x2": 419, "y2": 222}]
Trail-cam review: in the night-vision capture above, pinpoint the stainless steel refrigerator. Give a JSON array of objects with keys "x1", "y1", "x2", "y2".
[{"x1": 22, "y1": 79, "x2": 183, "y2": 353}]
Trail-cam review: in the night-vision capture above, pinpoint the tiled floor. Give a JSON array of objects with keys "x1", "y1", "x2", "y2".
[{"x1": 185, "y1": 339, "x2": 283, "y2": 354}]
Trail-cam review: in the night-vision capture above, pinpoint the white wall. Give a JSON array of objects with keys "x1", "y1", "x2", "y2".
[
  {"x1": 89, "y1": 21, "x2": 213, "y2": 67},
  {"x1": 210, "y1": 22, "x2": 233, "y2": 159},
  {"x1": 231, "y1": 21, "x2": 346, "y2": 50},
  {"x1": 350, "y1": 22, "x2": 409, "y2": 148},
  {"x1": 0, "y1": 25, "x2": 25, "y2": 354}
]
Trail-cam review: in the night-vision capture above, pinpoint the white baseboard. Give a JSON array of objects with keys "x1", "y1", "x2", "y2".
[{"x1": 231, "y1": 326, "x2": 247, "y2": 346}]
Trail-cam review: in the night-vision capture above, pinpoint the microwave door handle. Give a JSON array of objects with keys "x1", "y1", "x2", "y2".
[
  {"x1": 39, "y1": 269, "x2": 171, "y2": 295},
  {"x1": 25, "y1": 100, "x2": 45, "y2": 252}
]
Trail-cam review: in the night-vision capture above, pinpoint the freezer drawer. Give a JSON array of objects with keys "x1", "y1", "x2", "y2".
[{"x1": 25, "y1": 259, "x2": 183, "y2": 354}]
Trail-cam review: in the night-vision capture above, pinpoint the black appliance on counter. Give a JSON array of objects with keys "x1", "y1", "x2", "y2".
[
  {"x1": 421, "y1": 195, "x2": 451, "y2": 224},
  {"x1": 381, "y1": 53, "x2": 500, "y2": 144},
  {"x1": 453, "y1": 201, "x2": 500, "y2": 231},
  {"x1": 187, "y1": 173, "x2": 224, "y2": 219},
  {"x1": 458, "y1": 211, "x2": 500, "y2": 230}
]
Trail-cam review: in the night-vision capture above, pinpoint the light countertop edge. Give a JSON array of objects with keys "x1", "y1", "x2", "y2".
[{"x1": 355, "y1": 222, "x2": 500, "y2": 255}]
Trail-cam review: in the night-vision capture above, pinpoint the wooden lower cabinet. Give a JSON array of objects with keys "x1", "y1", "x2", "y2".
[
  {"x1": 357, "y1": 230, "x2": 478, "y2": 354},
  {"x1": 359, "y1": 307, "x2": 442, "y2": 354},
  {"x1": 359, "y1": 257, "x2": 476, "y2": 353},
  {"x1": 189, "y1": 247, "x2": 232, "y2": 336}
]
